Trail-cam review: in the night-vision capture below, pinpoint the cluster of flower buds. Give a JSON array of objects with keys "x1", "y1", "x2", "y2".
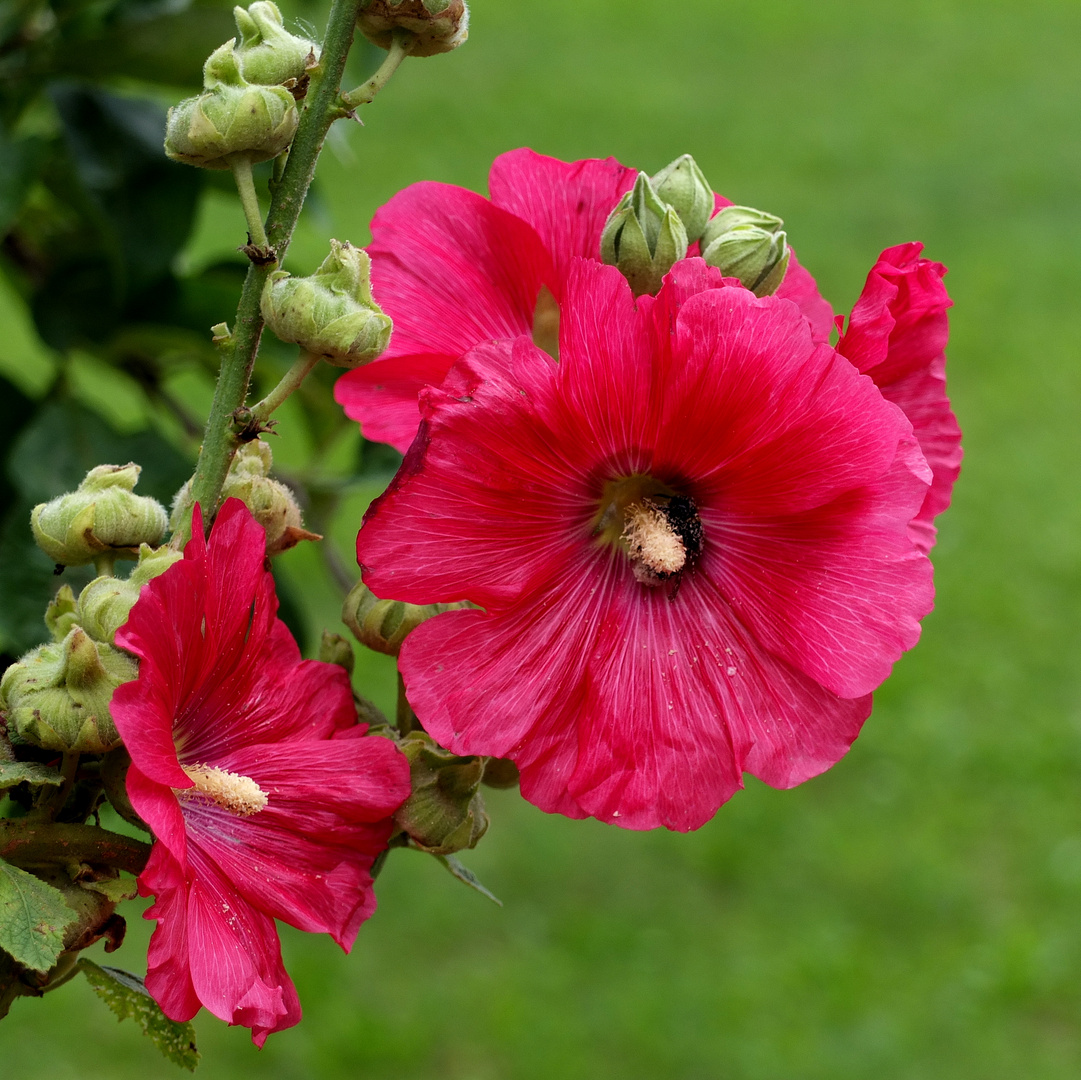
[
  {"x1": 357, "y1": 0, "x2": 469, "y2": 57},
  {"x1": 3, "y1": 479, "x2": 183, "y2": 755},
  {"x1": 600, "y1": 154, "x2": 790, "y2": 298},
  {"x1": 700, "y1": 205, "x2": 790, "y2": 296},
  {"x1": 171, "y1": 441, "x2": 317, "y2": 555},
  {"x1": 261, "y1": 240, "x2": 393, "y2": 368},
  {"x1": 164, "y1": 2, "x2": 316, "y2": 170}
]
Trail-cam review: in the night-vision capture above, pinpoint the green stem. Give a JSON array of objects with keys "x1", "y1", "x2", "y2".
[
  {"x1": 26, "y1": 753, "x2": 78, "y2": 824},
  {"x1": 341, "y1": 30, "x2": 414, "y2": 108},
  {"x1": 396, "y1": 669, "x2": 421, "y2": 735},
  {"x1": 230, "y1": 155, "x2": 269, "y2": 250},
  {"x1": 0, "y1": 821, "x2": 152, "y2": 875},
  {"x1": 250, "y1": 350, "x2": 320, "y2": 423},
  {"x1": 185, "y1": 0, "x2": 364, "y2": 536},
  {"x1": 92, "y1": 552, "x2": 115, "y2": 578}
]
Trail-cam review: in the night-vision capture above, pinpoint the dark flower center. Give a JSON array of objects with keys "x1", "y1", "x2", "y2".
[{"x1": 594, "y1": 476, "x2": 703, "y2": 587}]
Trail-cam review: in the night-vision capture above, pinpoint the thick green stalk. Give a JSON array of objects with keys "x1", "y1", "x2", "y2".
[
  {"x1": 0, "y1": 821, "x2": 151, "y2": 874},
  {"x1": 186, "y1": 0, "x2": 364, "y2": 533}
]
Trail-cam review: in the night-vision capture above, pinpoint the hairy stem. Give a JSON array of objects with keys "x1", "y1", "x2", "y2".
[
  {"x1": 341, "y1": 30, "x2": 414, "y2": 108},
  {"x1": 0, "y1": 821, "x2": 152, "y2": 875},
  {"x1": 185, "y1": 0, "x2": 364, "y2": 534},
  {"x1": 250, "y1": 350, "x2": 320, "y2": 422},
  {"x1": 230, "y1": 155, "x2": 269, "y2": 249}
]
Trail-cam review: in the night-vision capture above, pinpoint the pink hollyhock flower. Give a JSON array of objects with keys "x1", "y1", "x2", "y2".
[
  {"x1": 356, "y1": 258, "x2": 935, "y2": 832},
  {"x1": 111, "y1": 499, "x2": 411, "y2": 1045}
]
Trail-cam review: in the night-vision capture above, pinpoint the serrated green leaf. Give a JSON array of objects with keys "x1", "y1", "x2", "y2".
[
  {"x1": 79, "y1": 960, "x2": 200, "y2": 1071},
  {"x1": 0, "y1": 858, "x2": 77, "y2": 972},
  {"x1": 0, "y1": 761, "x2": 64, "y2": 791},
  {"x1": 432, "y1": 852, "x2": 503, "y2": 907},
  {"x1": 80, "y1": 875, "x2": 138, "y2": 903}
]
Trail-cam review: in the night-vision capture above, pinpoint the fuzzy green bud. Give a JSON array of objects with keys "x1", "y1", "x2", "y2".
[
  {"x1": 650, "y1": 154, "x2": 714, "y2": 244},
  {"x1": 261, "y1": 240, "x2": 392, "y2": 368},
  {"x1": 164, "y1": 41, "x2": 298, "y2": 170},
  {"x1": 31, "y1": 464, "x2": 168, "y2": 567},
  {"x1": 73, "y1": 545, "x2": 184, "y2": 645},
  {"x1": 394, "y1": 731, "x2": 488, "y2": 855},
  {"x1": 0, "y1": 628, "x2": 136, "y2": 753},
  {"x1": 700, "y1": 204, "x2": 790, "y2": 296},
  {"x1": 318, "y1": 630, "x2": 355, "y2": 675},
  {"x1": 600, "y1": 172, "x2": 689, "y2": 297},
  {"x1": 171, "y1": 442, "x2": 317, "y2": 556},
  {"x1": 234, "y1": 1, "x2": 317, "y2": 86},
  {"x1": 342, "y1": 581, "x2": 466, "y2": 657},
  {"x1": 357, "y1": 0, "x2": 469, "y2": 57}
]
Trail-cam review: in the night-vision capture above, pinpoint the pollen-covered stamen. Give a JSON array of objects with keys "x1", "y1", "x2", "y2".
[
  {"x1": 179, "y1": 763, "x2": 268, "y2": 817},
  {"x1": 622, "y1": 500, "x2": 687, "y2": 582}
]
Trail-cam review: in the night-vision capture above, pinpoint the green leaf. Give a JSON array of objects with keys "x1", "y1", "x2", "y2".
[
  {"x1": 7, "y1": 399, "x2": 192, "y2": 505},
  {"x1": 0, "y1": 126, "x2": 46, "y2": 236},
  {"x1": 0, "y1": 858, "x2": 77, "y2": 972},
  {"x1": 0, "y1": 761, "x2": 63, "y2": 791},
  {"x1": 80, "y1": 875, "x2": 138, "y2": 903},
  {"x1": 79, "y1": 960, "x2": 200, "y2": 1071},
  {"x1": 432, "y1": 852, "x2": 503, "y2": 907}
]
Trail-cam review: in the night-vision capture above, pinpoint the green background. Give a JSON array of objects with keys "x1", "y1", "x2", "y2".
[{"x1": 3, "y1": 0, "x2": 1081, "y2": 1075}]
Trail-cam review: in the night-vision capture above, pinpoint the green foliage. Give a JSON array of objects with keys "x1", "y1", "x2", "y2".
[
  {"x1": 0, "y1": 857, "x2": 76, "y2": 972},
  {"x1": 79, "y1": 960, "x2": 200, "y2": 1071},
  {"x1": 0, "y1": 761, "x2": 64, "y2": 791}
]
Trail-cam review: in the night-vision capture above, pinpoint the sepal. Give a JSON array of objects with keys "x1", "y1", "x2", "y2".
[{"x1": 357, "y1": 0, "x2": 469, "y2": 57}]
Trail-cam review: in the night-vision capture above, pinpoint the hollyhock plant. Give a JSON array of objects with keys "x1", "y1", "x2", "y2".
[
  {"x1": 333, "y1": 149, "x2": 959, "y2": 546},
  {"x1": 110, "y1": 499, "x2": 411, "y2": 1045},
  {"x1": 357, "y1": 257, "x2": 935, "y2": 832}
]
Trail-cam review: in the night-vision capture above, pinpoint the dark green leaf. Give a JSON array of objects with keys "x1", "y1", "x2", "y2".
[
  {"x1": 0, "y1": 858, "x2": 77, "y2": 972},
  {"x1": 0, "y1": 761, "x2": 64, "y2": 791},
  {"x1": 431, "y1": 852, "x2": 503, "y2": 907},
  {"x1": 0, "y1": 125, "x2": 46, "y2": 236},
  {"x1": 0, "y1": 495, "x2": 85, "y2": 655},
  {"x1": 7, "y1": 399, "x2": 192, "y2": 504},
  {"x1": 79, "y1": 960, "x2": 200, "y2": 1070}
]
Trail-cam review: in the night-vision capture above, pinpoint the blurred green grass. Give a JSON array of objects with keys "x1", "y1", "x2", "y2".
[{"x1": 4, "y1": 0, "x2": 1081, "y2": 1075}]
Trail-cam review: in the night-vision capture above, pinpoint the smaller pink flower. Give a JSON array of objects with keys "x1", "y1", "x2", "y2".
[
  {"x1": 837, "y1": 243, "x2": 962, "y2": 553},
  {"x1": 112, "y1": 499, "x2": 410, "y2": 1045}
]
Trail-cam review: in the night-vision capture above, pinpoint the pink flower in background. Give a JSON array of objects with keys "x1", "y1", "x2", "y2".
[
  {"x1": 333, "y1": 149, "x2": 830, "y2": 451},
  {"x1": 357, "y1": 259, "x2": 934, "y2": 832},
  {"x1": 837, "y1": 243, "x2": 962, "y2": 553},
  {"x1": 112, "y1": 500, "x2": 411, "y2": 1045}
]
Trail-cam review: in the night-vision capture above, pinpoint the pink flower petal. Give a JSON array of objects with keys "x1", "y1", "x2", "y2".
[
  {"x1": 838, "y1": 242, "x2": 961, "y2": 552},
  {"x1": 488, "y1": 148, "x2": 636, "y2": 282}
]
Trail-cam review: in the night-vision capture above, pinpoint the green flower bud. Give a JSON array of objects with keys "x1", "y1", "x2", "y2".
[
  {"x1": 31, "y1": 464, "x2": 168, "y2": 567},
  {"x1": 234, "y1": 1, "x2": 318, "y2": 86},
  {"x1": 394, "y1": 731, "x2": 488, "y2": 855},
  {"x1": 342, "y1": 580, "x2": 466, "y2": 657},
  {"x1": 0, "y1": 628, "x2": 137, "y2": 753},
  {"x1": 357, "y1": 0, "x2": 469, "y2": 58},
  {"x1": 261, "y1": 240, "x2": 392, "y2": 368},
  {"x1": 650, "y1": 154, "x2": 714, "y2": 244},
  {"x1": 170, "y1": 442, "x2": 317, "y2": 556},
  {"x1": 700, "y1": 204, "x2": 790, "y2": 296},
  {"x1": 74, "y1": 544, "x2": 184, "y2": 645},
  {"x1": 318, "y1": 630, "x2": 355, "y2": 675},
  {"x1": 600, "y1": 172, "x2": 689, "y2": 297},
  {"x1": 164, "y1": 41, "x2": 299, "y2": 170}
]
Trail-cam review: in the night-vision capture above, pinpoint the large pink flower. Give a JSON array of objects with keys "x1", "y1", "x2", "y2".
[
  {"x1": 334, "y1": 149, "x2": 832, "y2": 448},
  {"x1": 112, "y1": 499, "x2": 411, "y2": 1045},
  {"x1": 357, "y1": 258, "x2": 934, "y2": 832}
]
